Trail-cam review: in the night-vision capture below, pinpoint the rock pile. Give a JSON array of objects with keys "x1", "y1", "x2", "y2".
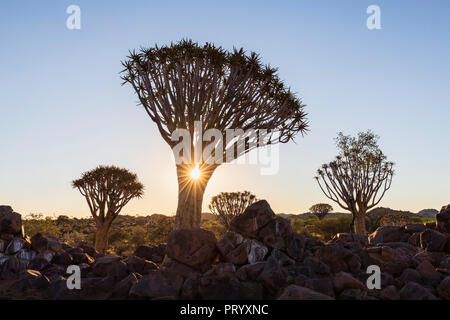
[{"x1": 0, "y1": 201, "x2": 449, "y2": 300}]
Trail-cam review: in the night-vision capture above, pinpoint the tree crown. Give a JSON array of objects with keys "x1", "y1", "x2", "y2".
[
  {"x1": 72, "y1": 165, "x2": 144, "y2": 223},
  {"x1": 309, "y1": 203, "x2": 333, "y2": 214},
  {"x1": 315, "y1": 130, "x2": 394, "y2": 213},
  {"x1": 121, "y1": 39, "x2": 308, "y2": 152}
]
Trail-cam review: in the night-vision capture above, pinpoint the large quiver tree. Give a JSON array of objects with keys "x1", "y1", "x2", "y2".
[{"x1": 121, "y1": 39, "x2": 308, "y2": 230}]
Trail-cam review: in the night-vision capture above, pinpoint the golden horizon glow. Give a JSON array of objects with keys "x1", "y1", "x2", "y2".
[{"x1": 190, "y1": 164, "x2": 201, "y2": 180}]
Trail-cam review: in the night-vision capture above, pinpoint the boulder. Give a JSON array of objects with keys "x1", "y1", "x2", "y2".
[
  {"x1": 12, "y1": 269, "x2": 50, "y2": 291},
  {"x1": 278, "y1": 285, "x2": 334, "y2": 300},
  {"x1": 257, "y1": 217, "x2": 294, "y2": 249},
  {"x1": 0, "y1": 239, "x2": 7, "y2": 253},
  {"x1": 5, "y1": 238, "x2": 26, "y2": 255},
  {"x1": 160, "y1": 256, "x2": 199, "y2": 278},
  {"x1": 1, "y1": 256, "x2": 27, "y2": 279},
  {"x1": 437, "y1": 276, "x2": 450, "y2": 300},
  {"x1": 416, "y1": 260, "x2": 442, "y2": 286},
  {"x1": 126, "y1": 255, "x2": 158, "y2": 275},
  {"x1": 230, "y1": 200, "x2": 276, "y2": 238},
  {"x1": 236, "y1": 262, "x2": 266, "y2": 281},
  {"x1": 0, "y1": 206, "x2": 23, "y2": 237},
  {"x1": 315, "y1": 244, "x2": 361, "y2": 274},
  {"x1": 112, "y1": 273, "x2": 139, "y2": 299},
  {"x1": 53, "y1": 251, "x2": 73, "y2": 266},
  {"x1": 72, "y1": 252, "x2": 94, "y2": 265},
  {"x1": 299, "y1": 278, "x2": 335, "y2": 298},
  {"x1": 133, "y1": 243, "x2": 166, "y2": 263},
  {"x1": 77, "y1": 242, "x2": 97, "y2": 257},
  {"x1": 404, "y1": 224, "x2": 426, "y2": 234},
  {"x1": 30, "y1": 234, "x2": 62, "y2": 253},
  {"x1": 129, "y1": 270, "x2": 183, "y2": 299},
  {"x1": 333, "y1": 271, "x2": 366, "y2": 293},
  {"x1": 302, "y1": 256, "x2": 331, "y2": 278},
  {"x1": 217, "y1": 231, "x2": 244, "y2": 258},
  {"x1": 365, "y1": 245, "x2": 415, "y2": 275},
  {"x1": 15, "y1": 249, "x2": 36, "y2": 264},
  {"x1": 399, "y1": 281, "x2": 437, "y2": 300},
  {"x1": 379, "y1": 285, "x2": 400, "y2": 300},
  {"x1": 198, "y1": 263, "x2": 243, "y2": 300},
  {"x1": 92, "y1": 255, "x2": 127, "y2": 279},
  {"x1": 419, "y1": 229, "x2": 448, "y2": 252},
  {"x1": 436, "y1": 205, "x2": 450, "y2": 233},
  {"x1": 398, "y1": 268, "x2": 422, "y2": 284},
  {"x1": 369, "y1": 226, "x2": 409, "y2": 245},
  {"x1": 223, "y1": 239, "x2": 268, "y2": 265},
  {"x1": 166, "y1": 228, "x2": 217, "y2": 272}
]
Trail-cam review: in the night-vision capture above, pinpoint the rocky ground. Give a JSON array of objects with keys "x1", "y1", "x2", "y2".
[{"x1": 0, "y1": 202, "x2": 449, "y2": 300}]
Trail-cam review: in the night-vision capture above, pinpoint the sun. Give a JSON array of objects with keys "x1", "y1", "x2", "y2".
[{"x1": 190, "y1": 164, "x2": 201, "y2": 180}]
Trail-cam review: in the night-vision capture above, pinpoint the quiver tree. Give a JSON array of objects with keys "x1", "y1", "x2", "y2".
[
  {"x1": 121, "y1": 39, "x2": 308, "y2": 230},
  {"x1": 315, "y1": 131, "x2": 394, "y2": 235},
  {"x1": 209, "y1": 191, "x2": 257, "y2": 229},
  {"x1": 72, "y1": 165, "x2": 144, "y2": 253},
  {"x1": 309, "y1": 203, "x2": 333, "y2": 220}
]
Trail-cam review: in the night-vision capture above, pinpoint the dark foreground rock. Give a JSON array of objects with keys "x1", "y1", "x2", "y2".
[{"x1": 1, "y1": 201, "x2": 450, "y2": 300}]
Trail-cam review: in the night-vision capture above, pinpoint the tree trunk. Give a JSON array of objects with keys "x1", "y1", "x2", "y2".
[
  {"x1": 174, "y1": 163, "x2": 217, "y2": 230},
  {"x1": 354, "y1": 211, "x2": 367, "y2": 235},
  {"x1": 94, "y1": 220, "x2": 112, "y2": 254}
]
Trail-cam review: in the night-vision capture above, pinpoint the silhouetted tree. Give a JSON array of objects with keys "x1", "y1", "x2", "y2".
[
  {"x1": 72, "y1": 165, "x2": 144, "y2": 253},
  {"x1": 315, "y1": 131, "x2": 394, "y2": 235},
  {"x1": 121, "y1": 39, "x2": 308, "y2": 229},
  {"x1": 209, "y1": 191, "x2": 257, "y2": 229},
  {"x1": 309, "y1": 203, "x2": 333, "y2": 220}
]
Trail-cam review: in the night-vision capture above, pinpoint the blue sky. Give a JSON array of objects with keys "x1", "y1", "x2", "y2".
[{"x1": 0, "y1": 0, "x2": 449, "y2": 217}]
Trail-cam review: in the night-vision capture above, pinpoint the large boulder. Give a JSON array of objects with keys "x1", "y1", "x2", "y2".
[
  {"x1": 166, "y1": 229, "x2": 217, "y2": 272},
  {"x1": 364, "y1": 245, "x2": 415, "y2": 276},
  {"x1": 399, "y1": 281, "x2": 437, "y2": 300},
  {"x1": 198, "y1": 263, "x2": 244, "y2": 300},
  {"x1": 416, "y1": 260, "x2": 442, "y2": 286},
  {"x1": 333, "y1": 271, "x2": 366, "y2": 293},
  {"x1": 257, "y1": 217, "x2": 294, "y2": 249},
  {"x1": 436, "y1": 205, "x2": 450, "y2": 234},
  {"x1": 5, "y1": 238, "x2": 27, "y2": 255},
  {"x1": 129, "y1": 270, "x2": 184, "y2": 299},
  {"x1": 230, "y1": 200, "x2": 275, "y2": 238},
  {"x1": 419, "y1": 229, "x2": 448, "y2": 252},
  {"x1": 315, "y1": 244, "x2": 361, "y2": 274},
  {"x1": 368, "y1": 226, "x2": 409, "y2": 245},
  {"x1": 222, "y1": 239, "x2": 268, "y2": 265},
  {"x1": 437, "y1": 276, "x2": 450, "y2": 300},
  {"x1": 133, "y1": 243, "x2": 166, "y2": 263},
  {"x1": 0, "y1": 206, "x2": 23, "y2": 238},
  {"x1": 92, "y1": 255, "x2": 127, "y2": 279},
  {"x1": 30, "y1": 234, "x2": 62, "y2": 253},
  {"x1": 126, "y1": 255, "x2": 158, "y2": 275}
]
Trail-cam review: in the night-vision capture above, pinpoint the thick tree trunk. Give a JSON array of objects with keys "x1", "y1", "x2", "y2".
[
  {"x1": 174, "y1": 163, "x2": 217, "y2": 230},
  {"x1": 94, "y1": 220, "x2": 113, "y2": 254},
  {"x1": 354, "y1": 212, "x2": 367, "y2": 235}
]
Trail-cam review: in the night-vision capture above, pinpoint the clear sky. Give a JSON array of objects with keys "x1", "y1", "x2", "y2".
[{"x1": 1, "y1": 0, "x2": 449, "y2": 218}]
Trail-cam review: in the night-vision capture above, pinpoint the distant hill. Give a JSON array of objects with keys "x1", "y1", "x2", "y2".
[
  {"x1": 367, "y1": 207, "x2": 416, "y2": 219},
  {"x1": 278, "y1": 212, "x2": 351, "y2": 220},
  {"x1": 278, "y1": 207, "x2": 438, "y2": 220},
  {"x1": 417, "y1": 209, "x2": 439, "y2": 218}
]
